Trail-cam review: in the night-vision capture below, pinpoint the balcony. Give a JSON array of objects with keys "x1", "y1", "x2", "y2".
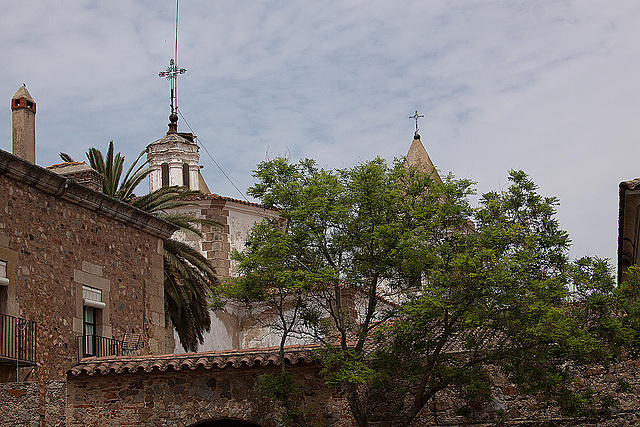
[
  {"x1": 0, "y1": 313, "x2": 37, "y2": 367},
  {"x1": 76, "y1": 334, "x2": 146, "y2": 362}
]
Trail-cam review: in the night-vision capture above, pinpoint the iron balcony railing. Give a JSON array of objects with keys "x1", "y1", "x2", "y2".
[
  {"x1": 76, "y1": 335, "x2": 123, "y2": 360},
  {"x1": 0, "y1": 313, "x2": 37, "y2": 367},
  {"x1": 76, "y1": 334, "x2": 147, "y2": 362}
]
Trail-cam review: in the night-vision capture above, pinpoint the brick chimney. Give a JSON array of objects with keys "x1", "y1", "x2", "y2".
[{"x1": 11, "y1": 84, "x2": 36, "y2": 163}]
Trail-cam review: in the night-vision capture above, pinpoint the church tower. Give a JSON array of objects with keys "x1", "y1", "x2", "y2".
[
  {"x1": 146, "y1": 112, "x2": 202, "y2": 192},
  {"x1": 11, "y1": 85, "x2": 36, "y2": 163}
]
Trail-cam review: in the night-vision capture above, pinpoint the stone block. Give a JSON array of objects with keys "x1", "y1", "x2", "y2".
[
  {"x1": 150, "y1": 295, "x2": 164, "y2": 314},
  {"x1": 74, "y1": 269, "x2": 110, "y2": 291},
  {"x1": 81, "y1": 261, "x2": 103, "y2": 277}
]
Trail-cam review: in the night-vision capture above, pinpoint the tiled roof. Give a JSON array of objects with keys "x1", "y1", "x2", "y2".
[
  {"x1": 47, "y1": 161, "x2": 85, "y2": 169},
  {"x1": 182, "y1": 193, "x2": 276, "y2": 210},
  {"x1": 68, "y1": 344, "x2": 320, "y2": 377}
]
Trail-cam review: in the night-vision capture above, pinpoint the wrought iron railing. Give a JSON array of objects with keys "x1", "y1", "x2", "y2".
[
  {"x1": 76, "y1": 335, "x2": 123, "y2": 360},
  {"x1": 75, "y1": 334, "x2": 147, "y2": 361},
  {"x1": 0, "y1": 313, "x2": 37, "y2": 367}
]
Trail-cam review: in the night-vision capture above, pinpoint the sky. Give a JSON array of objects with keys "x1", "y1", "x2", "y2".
[{"x1": 2, "y1": 1, "x2": 640, "y2": 265}]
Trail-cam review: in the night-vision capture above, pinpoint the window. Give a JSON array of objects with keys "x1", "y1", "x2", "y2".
[
  {"x1": 0, "y1": 260, "x2": 6, "y2": 315},
  {"x1": 83, "y1": 306, "x2": 96, "y2": 357},
  {"x1": 161, "y1": 163, "x2": 169, "y2": 187},
  {"x1": 82, "y1": 285, "x2": 104, "y2": 357},
  {"x1": 0, "y1": 260, "x2": 6, "y2": 281},
  {"x1": 183, "y1": 163, "x2": 190, "y2": 188}
]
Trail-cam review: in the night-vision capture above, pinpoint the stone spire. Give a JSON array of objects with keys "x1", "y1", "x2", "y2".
[
  {"x1": 11, "y1": 84, "x2": 36, "y2": 163},
  {"x1": 405, "y1": 132, "x2": 442, "y2": 184}
]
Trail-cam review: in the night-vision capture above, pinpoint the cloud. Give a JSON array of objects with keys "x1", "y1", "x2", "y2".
[{"x1": 2, "y1": 0, "x2": 640, "y2": 264}]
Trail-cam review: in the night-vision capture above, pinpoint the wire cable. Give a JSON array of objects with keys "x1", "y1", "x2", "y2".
[{"x1": 176, "y1": 108, "x2": 274, "y2": 219}]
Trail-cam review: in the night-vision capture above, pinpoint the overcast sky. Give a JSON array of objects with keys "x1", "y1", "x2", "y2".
[{"x1": 2, "y1": 1, "x2": 640, "y2": 265}]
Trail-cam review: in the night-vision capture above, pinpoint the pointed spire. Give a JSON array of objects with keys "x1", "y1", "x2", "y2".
[
  {"x1": 406, "y1": 132, "x2": 442, "y2": 184},
  {"x1": 12, "y1": 84, "x2": 35, "y2": 108}
]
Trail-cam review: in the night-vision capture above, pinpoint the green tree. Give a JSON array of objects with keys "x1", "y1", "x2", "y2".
[
  {"x1": 60, "y1": 145, "x2": 220, "y2": 352},
  {"x1": 229, "y1": 158, "x2": 640, "y2": 427}
]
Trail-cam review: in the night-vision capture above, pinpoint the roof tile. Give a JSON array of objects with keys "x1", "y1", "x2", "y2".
[{"x1": 68, "y1": 344, "x2": 320, "y2": 377}]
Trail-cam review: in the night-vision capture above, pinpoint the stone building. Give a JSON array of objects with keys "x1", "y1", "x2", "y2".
[{"x1": 0, "y1": 86, "x2": 176, "y2": 424}]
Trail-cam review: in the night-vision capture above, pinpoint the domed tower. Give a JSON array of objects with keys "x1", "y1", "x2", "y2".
[{"x1": 146, "y1": 112, "x2": 201, "y2": 192}]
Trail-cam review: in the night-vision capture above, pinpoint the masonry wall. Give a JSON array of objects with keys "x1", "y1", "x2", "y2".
[
  {"x1": 66, "y1": 365, "x2": 346, "y2": 427},
  {"x1": 0, "y1": 172, "x2": 167, "y2": 384},
  {"x1": 64, "y1": 359, "x2": 640, "y2": 427}
]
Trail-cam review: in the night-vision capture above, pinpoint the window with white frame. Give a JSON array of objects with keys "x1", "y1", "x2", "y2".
[
  {"x1": 0, "y1": 260, "x2": 7, "y2": 285},
  {"x1": 82, "y1": 285, "x2": 105, "y2": 357}
]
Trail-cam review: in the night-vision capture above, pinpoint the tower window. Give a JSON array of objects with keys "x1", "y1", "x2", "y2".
[
  {"x1": 183, "y1": 163, "x2": 190, "y2": 188},
  {"x1": 14, "y1": 100, "x2": 20, "y2": 107},
  {"x1": 161, "y1": 163, "x2": 169, "y2": 187}
]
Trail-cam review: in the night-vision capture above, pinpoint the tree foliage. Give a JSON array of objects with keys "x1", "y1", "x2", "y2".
[{"x1": 228, "y1": 157, "x2": 640, "y2": 426}]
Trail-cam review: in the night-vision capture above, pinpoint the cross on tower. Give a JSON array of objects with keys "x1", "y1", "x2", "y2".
[
  {"x1": 158, "y1": 58, "x2": 187, "y2": 114},
  {"x1": 409, "y1": 110, "x2": 424, "y2": 136}
]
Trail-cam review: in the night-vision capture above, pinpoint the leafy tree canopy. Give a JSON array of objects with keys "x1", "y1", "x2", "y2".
[{"x1": 227, "y1": 157, "x2": 640, "y2": 427}]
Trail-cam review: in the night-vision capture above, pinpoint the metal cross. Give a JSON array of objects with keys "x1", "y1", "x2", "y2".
[
  {"x1": 158, "y1": 58, "x2": 187, "y2": 114},
  {"x1": 409, "y1": 110, "x2": 424, "y2": 134}
]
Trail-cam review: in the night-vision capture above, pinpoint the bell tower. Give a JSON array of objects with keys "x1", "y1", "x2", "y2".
[
  {"x1": 11, "y1": 84, "x2": 36, "y2": 163},
  {"x1": 146, "y1": 113, "x2": 201, "y2": 193}
]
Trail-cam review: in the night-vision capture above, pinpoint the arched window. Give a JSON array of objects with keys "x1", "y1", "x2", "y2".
[
  {"x1": 161, "y1": 163, "x2": 169, "y2": 187},
  {"x1": 183, "y1": 163, "x2": 190, "y2": 189}
]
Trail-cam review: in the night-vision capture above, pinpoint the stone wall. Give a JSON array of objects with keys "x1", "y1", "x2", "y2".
[
  {"x1": 411, "y1": 360, "x2": 640, "y2": 426},
  {"x1": 0, "y1": 171, "x2": 167, "y2": 382},
  {"x1": 64, "y1": 359, "x2": 640, "y2": 427},
  {"x1": 66, "y1": 365, "x2": 346, "y2": 427},
  {"x1": 0, "y1": 382, "x2": 40, "y2": 426}
]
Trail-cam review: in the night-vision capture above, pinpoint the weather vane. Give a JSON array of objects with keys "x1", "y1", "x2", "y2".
[
  {"x1": 409, "y1": 110, "x2": 424, "y2": 136},
  {"x1": 159, "y1": 0, "x2": 186, "y2": 117}
]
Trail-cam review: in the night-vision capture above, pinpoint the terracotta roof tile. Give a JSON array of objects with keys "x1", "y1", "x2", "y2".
[
  {"x1": 182, "y1": 193, "x2": 276, "y2": 210},
  {"x1": 68, "y1": 344, "x2": 320, "y2": 377}
]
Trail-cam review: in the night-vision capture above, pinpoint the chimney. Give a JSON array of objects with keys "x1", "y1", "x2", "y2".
[{"x1": 11, "y1": 84, "x2": 36, "y2": 163}]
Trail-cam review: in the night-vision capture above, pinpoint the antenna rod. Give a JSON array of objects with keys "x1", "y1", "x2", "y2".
[
  {"x1": 174, "y1": 0, "x2": 180, "y2": 110},
  {"x1": 158, "y1": 0, "x2": 186, "y2": 120}
]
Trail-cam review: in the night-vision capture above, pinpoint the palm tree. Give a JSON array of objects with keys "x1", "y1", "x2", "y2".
[
  {"x1": 132, "y1": 186, "x2": 222, "y2": 351},
  {"x1": 61, "y1": 141, "x2": 149, "y2": 202},
  {"x1": 60, "y1": 145, "x2": 220, "y2": 352}
]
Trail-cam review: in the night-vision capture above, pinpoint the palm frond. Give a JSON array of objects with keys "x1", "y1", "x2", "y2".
[{"x1": 59, "y1": 152, "x2": 75, "y2": 162}]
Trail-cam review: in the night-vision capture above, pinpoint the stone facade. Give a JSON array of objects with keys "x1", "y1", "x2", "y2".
[
  {"x1": 0, "y1": 149, "x2": 174, "y2": 382},
  {"x1": 0, "y1": 147, "x2": 176, "y2": 425}
]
